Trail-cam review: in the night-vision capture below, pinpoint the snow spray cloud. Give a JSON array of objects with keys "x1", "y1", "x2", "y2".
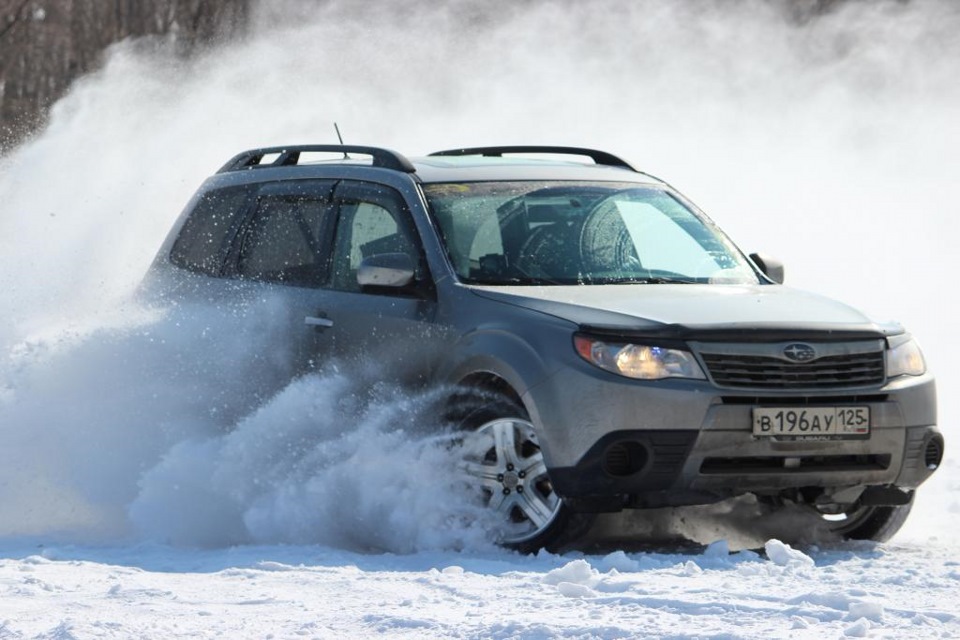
[
  {"x1": 0, "y1": 297, "x2": 301, "y2": 540},
  {"x1": 0, "y1": 296, "x2": 494, "y2": 550},
  {"x1": 0, "y1": 0, "x2": 958, "y2": 546},
  {"x1": 128, "y1": 374, "x2": 494, "y2": 552}
]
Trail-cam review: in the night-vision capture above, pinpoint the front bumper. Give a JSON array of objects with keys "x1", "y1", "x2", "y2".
[{"x1": 525, "y1": 364, "x2": 941, "y2": 508}]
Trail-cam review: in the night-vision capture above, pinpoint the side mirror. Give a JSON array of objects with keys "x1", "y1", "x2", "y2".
[
  {"x1": 749, "y1": 252, "x2": 785, "y2": 284},
  {"x1": 357, "y1": 252, "x2": 416, "y2": 288}
]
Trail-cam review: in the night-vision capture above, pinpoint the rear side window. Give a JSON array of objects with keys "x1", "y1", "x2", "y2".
[
  {"x1": 236, "y1": 187, "x2": 333, "y2": 287},
  {"x1": 170, "y1": 185, "x2": 252, "y2": 276}
]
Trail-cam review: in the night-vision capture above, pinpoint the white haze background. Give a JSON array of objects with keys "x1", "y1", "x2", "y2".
[{"x1": 0, "y1": 1, "x2": 958, "y2": 637}]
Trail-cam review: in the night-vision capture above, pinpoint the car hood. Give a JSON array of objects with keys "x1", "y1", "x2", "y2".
[{"x1": 468, "y1": 284, "x2": 897, "y2": 338}]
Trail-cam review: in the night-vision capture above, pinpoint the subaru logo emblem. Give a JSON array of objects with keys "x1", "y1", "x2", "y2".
[{"x1": 783, "y1": 343, "x2": 817, "y2": 362}]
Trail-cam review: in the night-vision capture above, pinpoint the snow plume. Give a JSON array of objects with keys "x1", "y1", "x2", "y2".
[
  {"x1": 129, "y1": 373, "x2": 494, "y2": 552},
  {"x1": 0, "y1": 300, "x2": 492, "y2": 551},
  {"x1": 0, "y1": 298, "x2": 296, "y2": 541}
]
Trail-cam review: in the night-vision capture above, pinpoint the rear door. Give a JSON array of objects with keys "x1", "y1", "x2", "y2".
[
  {"x1": 168, "y1": 176, "x2": 447, "y2": 385},
  {"x1": 225, "y1": 179, "x2": 341, "y2": 373}
]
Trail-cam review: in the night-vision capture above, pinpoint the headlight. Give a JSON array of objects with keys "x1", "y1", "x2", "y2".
[
  {"x1": 886, "y1": 336, "x2": 926, "y2": 377},
  {"x1": 574, "y1": 335, "x2": 706, "y2": 380}
]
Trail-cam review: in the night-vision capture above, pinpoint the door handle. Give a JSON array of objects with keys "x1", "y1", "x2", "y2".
[{"x1": 305, "y1": 315, "x2": 334, "y2": 328}]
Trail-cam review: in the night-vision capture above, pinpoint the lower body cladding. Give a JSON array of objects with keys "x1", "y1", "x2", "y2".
[{"x1": 532, "y1": 373, "x2": 942, "y2": 514}]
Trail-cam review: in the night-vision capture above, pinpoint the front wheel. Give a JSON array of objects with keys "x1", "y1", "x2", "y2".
[{"x1": 459, "y1": 402, "x2": 591, "y2": 552}]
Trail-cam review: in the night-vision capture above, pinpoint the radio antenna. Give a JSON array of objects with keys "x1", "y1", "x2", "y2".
[{"x1": 333, "y1": 122, "x2": 349, "y2": 159}]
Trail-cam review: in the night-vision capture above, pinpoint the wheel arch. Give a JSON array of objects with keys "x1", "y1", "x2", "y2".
[
  {"x1": 445, "y1": 370, "x2": 527, "y2": 423},
  {"x1": 438, "y1": 325, "x2": 557, "y2": 422}
]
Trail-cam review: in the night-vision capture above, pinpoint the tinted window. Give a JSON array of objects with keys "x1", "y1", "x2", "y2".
[
  {"x1": 170, "y1": 185, "x2": 252, "y2": 276},
  {"x1": 331, "y1": 184, "x2": 421, "y2": 292},
  {"x1": 237, "y1": 194, "x2": 330, "y2": 287}
]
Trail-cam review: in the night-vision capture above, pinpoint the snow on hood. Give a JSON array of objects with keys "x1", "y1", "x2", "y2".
[{"x1": 469, "y1": 284, "x2": 883, "y2": 333}]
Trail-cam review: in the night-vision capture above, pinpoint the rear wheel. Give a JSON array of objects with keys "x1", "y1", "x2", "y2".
[
  {"x1": 818, "y1": 500, "x2": 914, "y2": 542},
  {"x1": 760, "y1": 493, "x2": 915, "y2": 544},
  {"x1": 458, "y1": 400, "x2": 591, "y2": 553}
]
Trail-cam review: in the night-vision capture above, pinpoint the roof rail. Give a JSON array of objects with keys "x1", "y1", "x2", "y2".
[
  {"x1": 217, "y1": 145, "x2": 416, "y2": 174},
  {"x1": 428, "y1": 146, "x2": 637, "y2": 171}
]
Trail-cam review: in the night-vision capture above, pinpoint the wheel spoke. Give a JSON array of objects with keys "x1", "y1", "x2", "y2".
[
  {"x1": 461, "y1": 460, "x2": 502, "y2": 491},
  {"x1": 516, "y1": 488, "x2": 555, "y2": 529},
  {"x1": 462, "y1": 460, "x2": 500, "y2": 481},
  {"x1": 461, "y1": 430, "x2": 494, "y2": 460},
  {"x1": 520, "y1": 457, "x2": 548, "y2": 481},
  {"x1": 487, "y1": 487, "x2": 511, "y2": 513},
  {"x1": 491, "y1": 420, "x2": 519, "y2": 466}
]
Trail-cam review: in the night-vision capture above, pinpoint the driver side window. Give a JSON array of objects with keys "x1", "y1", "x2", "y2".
[{"x1": 330, "y1": 183, "x2": 421, "y2": 292}]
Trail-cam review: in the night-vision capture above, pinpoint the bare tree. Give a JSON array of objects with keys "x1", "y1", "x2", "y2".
[{"x1": 0, "y1": 0, "x2": 249, "y2": 150}]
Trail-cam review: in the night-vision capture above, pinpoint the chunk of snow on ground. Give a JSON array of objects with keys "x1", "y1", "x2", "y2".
[
  {"x1": 844, "y1": 617, "x2": 872, "y2": 637},
  {"x1": 704, "y1": 539, "x2": 730, "y2": 558},
  {"x1": 556, "y1": 581, "x2": 595, "y2": 598},
  {"x1": 791, "y1": 615, "x2": 816, "y2": 629},
  {"x1": 252, "y1": 561, "x2": 296, "y2": 572},
  {"x1": 848, "y1": 601, "x2": 884, "y2": 622},
  {"x1": 543, "y1": 559, "x2": 598, "y2": 586},
  {"x1": 787, "y1": 591, "x2": 856, "y2": 612},
  {"x1": 765, "y1": 539, "x2": 815, "y2": 568},
  {"x1": 596, "y1": 550, "x2": 641, "y2": 573}
]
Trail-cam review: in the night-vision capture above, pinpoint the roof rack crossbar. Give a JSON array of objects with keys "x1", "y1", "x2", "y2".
[
  {"x1": 217, "y1": 145, "x2": 416, "y2": 174},
  {"x1": 428, "y1": 146, "x2": 637, "y2": 171}
]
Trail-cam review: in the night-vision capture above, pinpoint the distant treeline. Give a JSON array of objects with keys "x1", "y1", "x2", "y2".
[{"x1": 0, "y1": 0, "x2": 249, "y2": 151}]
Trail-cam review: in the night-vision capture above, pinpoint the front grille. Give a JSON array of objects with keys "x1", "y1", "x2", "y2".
[{"x1": 701, "y1": 351, "x2": 885, "y2": 390}]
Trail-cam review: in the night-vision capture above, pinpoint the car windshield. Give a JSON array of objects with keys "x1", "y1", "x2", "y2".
[{"x1": 422, "y1": 181, "x2": 759, "y2": 286}]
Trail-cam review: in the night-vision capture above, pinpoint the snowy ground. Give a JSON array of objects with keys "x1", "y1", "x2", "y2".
[
  {"x1": 2, "y1": 1, "x2": 960, "y2": 638},
  {"x1": 1, "y1": 513, "x2": 958, "y2": 638}
]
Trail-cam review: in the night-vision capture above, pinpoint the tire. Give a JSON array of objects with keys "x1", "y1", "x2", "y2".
[
  {"x1": 820, "y1": 499, "x2": 914, "y2": 542},
  {"x1": 457, "y1": 399, "x2": 592, "y2": 553}
]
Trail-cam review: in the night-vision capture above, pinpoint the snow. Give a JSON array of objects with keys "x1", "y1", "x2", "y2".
[
  {"x1": 0, "y1": 540, "x2": 957, "y2": 638},
  {"x1": 2, "y1": 0, "x2": 960, "y2": 638},
  {"x1": 764, "y1": 539, "x2": 816, "y2": 568}
]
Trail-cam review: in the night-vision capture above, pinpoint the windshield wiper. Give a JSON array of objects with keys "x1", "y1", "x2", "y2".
[
  {"x1": 467, "y1": 276, "x2": 566, "y2": 286},
  {"x1": 468, "y1": 275, "x2": 700, "y2": 286},
  {"x1": 588, "y1": 276, "x2": 698, "y2": 285}
]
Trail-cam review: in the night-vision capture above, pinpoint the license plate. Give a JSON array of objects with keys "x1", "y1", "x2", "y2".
[{"x1": 752, "y1": 406, "x2": 870, "y2": 439}]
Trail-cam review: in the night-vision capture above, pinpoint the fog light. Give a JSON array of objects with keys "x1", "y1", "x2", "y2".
[
  {"x1": 925, "y1": 434, "x2": 944, "y2": 470},
  {"x1": 602, "y1": 441, "x2": 649, "y2": 477}
]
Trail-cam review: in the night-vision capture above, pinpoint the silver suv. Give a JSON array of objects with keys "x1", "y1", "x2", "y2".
[{"x1": 144, "y1": 145, "x2": 942, "y2": 551}]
